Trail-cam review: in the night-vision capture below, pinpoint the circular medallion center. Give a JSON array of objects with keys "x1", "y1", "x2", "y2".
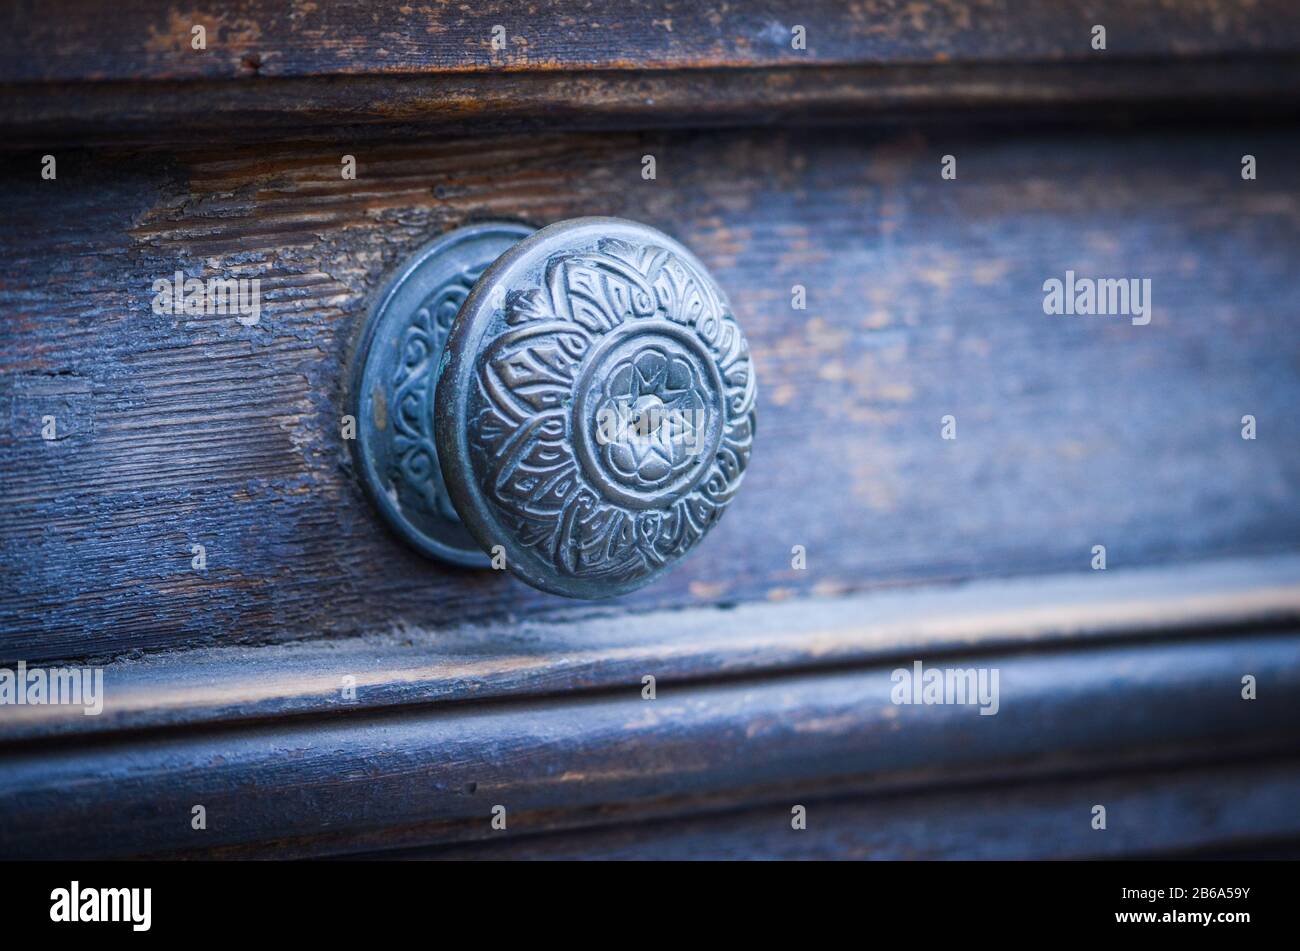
[{"x1": 573, "y1": 321, "x2": 724, "y2": 510}]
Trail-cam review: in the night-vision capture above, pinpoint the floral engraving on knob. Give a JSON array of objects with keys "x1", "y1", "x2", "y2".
[
  {"x1": 389, "y1": 267, "x2": 480, "y2": 524},
  {"x1": 468, "y1": 238, "x2": 756, "y2": 584}
]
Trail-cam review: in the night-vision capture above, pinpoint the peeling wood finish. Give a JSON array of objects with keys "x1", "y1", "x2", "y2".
[
  {"x1": 2, "y1": 554, "x2": 1298, "y2": 743},
  {"x1": 5, "y1": 1, "x2": 1298, "y2": 84},
  {"x1": 1, "y1": 633, "x2": 1298, "y2": 859},
  {"x1": 3, "y1": 123, "x2": 1300, "y2": 662}
]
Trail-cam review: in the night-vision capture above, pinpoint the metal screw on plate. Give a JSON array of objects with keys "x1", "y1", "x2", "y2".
[{"x1": 350, "y1": 217, "x2": 757, "y2": 598}]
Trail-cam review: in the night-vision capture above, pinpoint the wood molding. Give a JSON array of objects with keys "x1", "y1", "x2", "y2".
[
  {"x1": 2, "y1": 554, "x2": 1298, "y2": 743},
  {"x1": 4, "y1": 59, "x2": 1300, "y2": 147},
  {"x1": 2, "y1": 629, "x2": 1297, "y2": 858},
  {"x1": 391, "y1": 758, "x2": 1300, "y2": 860}
]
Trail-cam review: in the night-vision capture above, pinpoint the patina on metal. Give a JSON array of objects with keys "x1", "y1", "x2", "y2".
[{"x1": 356, "y1": 217, "x2": 757, "y2": 598}]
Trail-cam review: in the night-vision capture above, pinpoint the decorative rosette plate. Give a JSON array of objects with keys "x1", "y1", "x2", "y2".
[{"x1": 351, "y1": 222, "x2": 533, "y2": 566}]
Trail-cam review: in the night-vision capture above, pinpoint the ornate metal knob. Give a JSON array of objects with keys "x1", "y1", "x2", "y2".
[{"x1": 352, "y1": 218, "x2": 757, "y2": 598}]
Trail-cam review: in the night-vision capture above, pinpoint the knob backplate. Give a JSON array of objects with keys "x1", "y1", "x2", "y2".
[{"x1": 351, "y1": 221, "x2": 534, "y2": 566}]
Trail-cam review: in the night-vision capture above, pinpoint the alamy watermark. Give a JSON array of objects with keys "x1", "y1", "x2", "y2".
[
  {"x1": 151, "y1": 270, "x2": 261, "y2": 326},
  {"x1": 595, "y1": 403, "x2": 708, "y2": 456},
  {"x1": 891, "y1": 660, "x2": 1000, "y2": 716},
  {"x1": 50, "y1": 882, "x2": 150, "y2": 931},
  {"x1": 0, "y1": 661, "x2": 104, "y2": 715},
  {"x1": 1042, "y1": 270, "x2": 1151, "y2": 326}
]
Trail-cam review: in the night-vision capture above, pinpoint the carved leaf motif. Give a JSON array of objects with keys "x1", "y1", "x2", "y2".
[{"x1": 506, "y1": 287, "x2": 554, "y2": 325}]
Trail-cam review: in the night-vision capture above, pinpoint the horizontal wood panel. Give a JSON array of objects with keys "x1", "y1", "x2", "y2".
[
  {"x1": 2, "y1": 555, "x2": 1297, "y2": 742},
  {"x1": 2, "y1": 121, "x2": 1299, "y2": 661},
  {"x1": 6, "y1": 0, "x2": 1297, "y2": 83},
  {"x1": 2, "y1": 633, "x2": 1297, "y2": 858},
  {"x1": 4, "y1": 3, "x2": 1298, "y2": 145}
]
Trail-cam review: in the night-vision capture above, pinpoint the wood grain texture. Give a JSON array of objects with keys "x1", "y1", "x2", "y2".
[
  {"x1": 3, "y1": 121, "x2": 1300, "y2": 662},
  {"x1": 2, "y1": 633, "x2": 1298, "y2": 859},
  {"x1": 5, "y1": 0, "x2": 1297, "y2": 83},
  {"x1": 2, "y1": 554, "x2": 1297, "y2": 742}
]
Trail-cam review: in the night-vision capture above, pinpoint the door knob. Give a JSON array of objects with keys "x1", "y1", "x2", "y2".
[{"x1": 351, "y1": 217, "x2": 757, "y2": 598}]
